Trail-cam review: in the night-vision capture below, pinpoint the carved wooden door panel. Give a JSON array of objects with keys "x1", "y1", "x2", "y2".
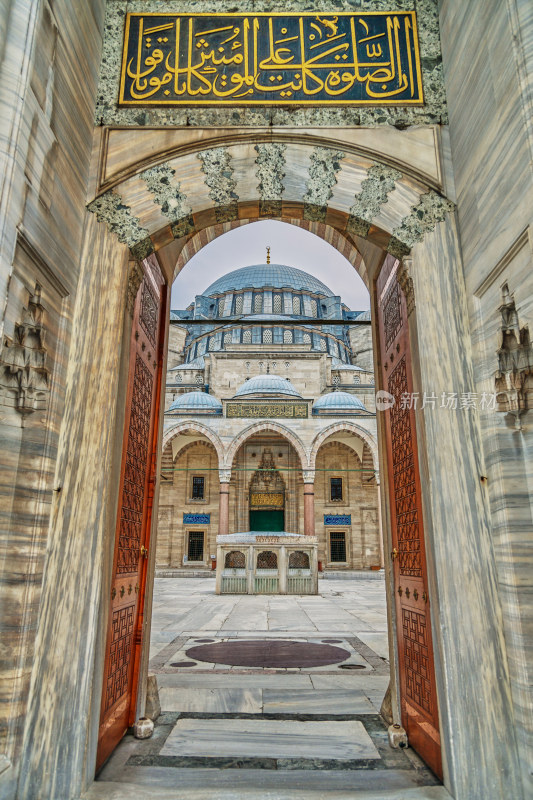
[
  {"x1": 376, "y1": 254, "x2": 442, "y2": 779},
  {"x1": 97, "y1": 258, "x2": 166, "y2": 769}
]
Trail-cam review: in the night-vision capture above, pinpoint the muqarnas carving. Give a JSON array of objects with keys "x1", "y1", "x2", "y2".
[
  {"x1": 0, "y1": 284, "x2": 50, "y2": 416},
  {"x1": 494, "y1": 283, "x2": 533, "y2": 425}
]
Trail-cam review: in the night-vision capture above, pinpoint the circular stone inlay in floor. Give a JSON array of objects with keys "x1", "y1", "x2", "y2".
[
  {"x1": 184, "y1": 640, "x2": 351, "y2": 668},
  {"x1": 170, "y1": 661, "x2": 197, "y2": 667}
]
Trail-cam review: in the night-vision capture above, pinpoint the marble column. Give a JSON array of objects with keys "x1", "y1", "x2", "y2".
[
  {"x1": 303, "y1": 471, "x2": 315, "y2": 536},
  {"x1": 218, "y1": 470, "x2": 231, "y2": 537}
]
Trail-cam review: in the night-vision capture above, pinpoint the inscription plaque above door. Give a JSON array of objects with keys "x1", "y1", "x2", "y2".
[{"x1": 119, "y1": 12, "x2": 423, "y2": 106}]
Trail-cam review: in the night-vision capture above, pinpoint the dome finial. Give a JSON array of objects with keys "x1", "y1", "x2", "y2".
[{"x1": 266, "y1": 245, "x2": 271, "y2": 264}]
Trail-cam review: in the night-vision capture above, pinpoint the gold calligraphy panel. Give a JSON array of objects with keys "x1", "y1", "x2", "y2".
[
  {"x1": 119, "y1": 13, "x2": 423, "y2": 106},
  {"x1": 250, "y1": 493, "x2": 284, "y2": 508},
  {"x1": 226, "y1": 402, "x2": 309, "y2": 418}
]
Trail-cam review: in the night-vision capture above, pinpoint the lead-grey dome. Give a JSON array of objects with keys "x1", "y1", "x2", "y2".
[
  {"x1": 168, "y1": 391, "x2": 222, "y2": 414},
  {"x1": 313, "y1": 390, "x2": 367, "y2": 414},
  {"x1": 234, "y1": 374, "x2": 302, "y2": 398},
  {"x1": 204, "y1": 264, "x2": 334, "y2": 297}
]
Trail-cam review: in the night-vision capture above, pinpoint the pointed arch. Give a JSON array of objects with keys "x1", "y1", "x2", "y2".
[
  {"x1": 309, "y1": 421, "x2": 379, "y2": 474},
  {"x1": 224, "y1": 421, "x2": 308, "y2": 471},
  {"x1": 162, "y1": 421, "x2": 225, "y2": 468}
]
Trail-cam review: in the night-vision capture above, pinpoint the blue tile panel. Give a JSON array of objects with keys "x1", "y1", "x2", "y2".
[
  {"x1": 324, "y1": 515, "x2": 351, "y2": 525},
  {"x1": 183, "y1": 513, "x2": 211, "y2": 524}
]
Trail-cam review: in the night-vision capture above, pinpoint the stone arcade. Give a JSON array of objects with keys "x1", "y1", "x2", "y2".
[
  {"x1": 0, "y1": 2, "x2": 532, "y2": 800},
  {"x1": 157, "y1": 261, "x2": 381, "y2": 574}
]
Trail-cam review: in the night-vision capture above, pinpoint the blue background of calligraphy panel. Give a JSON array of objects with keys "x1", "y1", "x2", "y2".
[
  {"x1": 324, "y1": 515, "x2": 351, "y2": 525},
  {"x1": 120, "y1": 13, "x2": 422, "y2": 105},
  {"x1": 183, "y1": 513, "x2": 210, "y2": 524}
]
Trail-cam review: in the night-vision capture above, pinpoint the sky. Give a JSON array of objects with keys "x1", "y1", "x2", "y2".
[{"x1": 170, "y1": 220, "x2": 370, "y2": 311}]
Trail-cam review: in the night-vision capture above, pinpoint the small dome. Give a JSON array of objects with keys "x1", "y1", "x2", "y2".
[
  {"x1": 234, "y1": 373, "x2": 302, "y2": 398},
  {"x1": 313, "y1": 390, "x2": 367, "y2": 414},
  {"x1": 204, "y1": 264, "x2": 334, "y2": 297},
  {"x1": 168, "y1": 391, "x2": 222, "y2": 414}
]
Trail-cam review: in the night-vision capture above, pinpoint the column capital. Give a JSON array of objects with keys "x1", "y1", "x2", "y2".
[
  {"x1": 303, "y1": 470, "x2": 315, "y2": 484},
  {"x1": 219, "y1": 469, "x2": 232, "y2": 484}
]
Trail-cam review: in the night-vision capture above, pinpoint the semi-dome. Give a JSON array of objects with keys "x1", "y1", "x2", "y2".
[
  {"x1": 168, "y1": 391, "x2": 222, "y2": 414},
  {"x1": 204, "y1": 264, "x2": 334, "y2": 297},
  {"x1": 313, "y1": 390, "x2": 367, "y2": 414},
  {"x1": 234, "y1": 373, "x2": 302, "y2": 398}
]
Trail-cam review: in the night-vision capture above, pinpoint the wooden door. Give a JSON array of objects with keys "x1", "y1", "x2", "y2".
[
  {"x1": 376, "y1": 254, "x2": 442, "y2": 779},
  {"x1": 97, "y1": 257, "x2": 166, "y2": 770}
]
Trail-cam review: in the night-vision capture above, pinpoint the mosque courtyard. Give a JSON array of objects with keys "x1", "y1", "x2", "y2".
[{"x1": 92, "y1": 577, "x2": 446, "y2": 799}]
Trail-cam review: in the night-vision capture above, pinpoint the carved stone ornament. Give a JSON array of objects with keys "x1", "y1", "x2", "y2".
[
  {"x1": 494, "y1": 284, "x2": 533, "y2": 426},
  {"x1": 0, "y1": 284, "x2": 49, "y2": 416},
  {"x1": 127, "y1": 261, "x2": 144, "y2": 317},
  {"x1": 219, "y1": 469, "x2": 232, "y2": 484},
  {"x1": 303, "y1": 470, "x2": 316, "y2": 484},
  {"x1": 397, "y1": 257, "x2": 415, "y2": 316}
]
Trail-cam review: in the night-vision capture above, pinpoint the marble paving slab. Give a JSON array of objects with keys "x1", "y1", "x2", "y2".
[
  {"x1": 262, "y1": 689, "x2": 374, "y2": 715},
  {"x1": 87, "y1": 779, "x2": 451, "y2": 800},
  {"x1": 160, "y1": 719, "x2": 380, "y2": 761},
  {"x1": 158, "y1": 688, "x2": 262, "y2": 714}
]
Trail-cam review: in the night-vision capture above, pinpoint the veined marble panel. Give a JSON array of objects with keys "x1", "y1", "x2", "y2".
[
  {"x1": 328, "y1": 156, "x2": 376, "y2": 216},
  {"x1": 161, "y1": 719, "x2": 380, "y2": 760}
]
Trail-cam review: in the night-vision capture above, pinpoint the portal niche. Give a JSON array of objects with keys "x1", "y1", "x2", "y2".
[{"x1": 249, "y1": 448, "x2": 285, "y2": 531}]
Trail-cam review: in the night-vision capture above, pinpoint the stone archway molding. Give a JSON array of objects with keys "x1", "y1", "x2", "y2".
[
  {"x1": 309, "y1": 421, "x2": 379, "y2": 474},
  {"x1": 162, "y1": 421, "x2": 225, "y2": 468},
  {"x1": 224, "y1": 421, "x2": 308, "y2": 471}
]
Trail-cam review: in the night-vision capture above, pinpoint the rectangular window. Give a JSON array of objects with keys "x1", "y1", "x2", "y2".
[
  {"x1": 192, "y1": 476, "x2": 205, "y2": 500},
  {"x1": 330, "y1": 531, "x2": 347, "y2": 563},
  {"x1": 330, "y1": 477, "x2": 343, "y2": 501},
  {"x1": 188, "y1": 531, "x2": 204, "y2": 561}
]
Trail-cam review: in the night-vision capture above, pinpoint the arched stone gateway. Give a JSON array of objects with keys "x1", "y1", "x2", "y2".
[{"x1": 2, "y1": 4, "x2": 529, "y2": 800}]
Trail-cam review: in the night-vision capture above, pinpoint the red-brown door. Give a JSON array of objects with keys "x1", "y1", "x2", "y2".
[
  {"x1": 376, "y1": 254, "x2": 442, "y2": 779},
  {"x1": 97, "y1": 257, "x2": 166, "y2": 770}
]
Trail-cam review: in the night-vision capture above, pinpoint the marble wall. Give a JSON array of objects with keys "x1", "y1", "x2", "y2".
[
  {"x1": 439, "y1": 2, "x2": 533, "y2": 794},
  {"x1": 0, "y1": 2, "x2": 108, "y2": 797}
]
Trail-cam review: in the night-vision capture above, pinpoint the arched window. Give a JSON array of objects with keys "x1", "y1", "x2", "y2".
[
  {"x1": 225, "y1": 551, "x2": 246, "y2": 568},
  {"x1": 333, "y1": 374, "x2": 340, "y2": 386},
  {"x1": 303, "y1": 332, "x2": 311, "y2": 344},
  {"x1": 310, "y1": 298, "x2": 318, "y2": 317},
  {"x1": 263, "y1": 329, "x2": 273, "y2": 344},
  {"x1": 176, "y1": 373, "x2": 182, "y2": 383},
  {"x1": 320, "y1": 338, "x2": 327, "y2": 351},
  {"x1": 195, "y1": 373, "x2": 203, "y2": 385},
  {"x1": 223, "y1": 332, "x2": 232, "y2": 346},
  {"x1": 218, "y1": 296, "x2": 225, "y2": 315},
  {"x1": 289, "y1": 551, "x2": 310, "y2": 569},
  {"x1": 243, "y1": 330, "x2": 252, "y2": 344},
  {"x1": 292, "y1": 295, "x2": 301, "y2": 314},
  {"x1": 208, "y1": 337, "x2": 216, "y2": 350},
  {"x1": 234, "y1": 294, "x2": 243, "y2": 314},
  {"x1": 273, "y1": 293, "x2": 282, "y2": 313},
  {"x1": 283, "y1": 329, "x2": 293, "y2": 344},
  {"x1": 253, "y1": 293, "x2": 263, "y2": 312},
  {"x1": 257, "y1": 551, "x2": 278, "y2": 569}
]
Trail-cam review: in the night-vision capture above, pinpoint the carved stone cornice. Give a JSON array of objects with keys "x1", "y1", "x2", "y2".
[
  {"x1": 127, "y1": 261, "x2": 144, "y2": 317},
  {"x1": 397, "y1": 256, "x2": 415, "y2": 317},
  {"x1": 219, "y1": 469, "x2": 232, "y2": 484},
  {"x1": 303, "y1": 470, "x2": 315, "y2": 484}
]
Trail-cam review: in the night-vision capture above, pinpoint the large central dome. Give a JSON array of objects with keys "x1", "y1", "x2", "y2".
[{"x1": 204, "y1": 264, "x2": 334, "y2": 297}]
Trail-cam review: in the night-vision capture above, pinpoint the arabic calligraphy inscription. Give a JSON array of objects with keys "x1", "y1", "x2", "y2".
[{"x1": 120, "y1": 13, "x2": 423, "y2": 106}]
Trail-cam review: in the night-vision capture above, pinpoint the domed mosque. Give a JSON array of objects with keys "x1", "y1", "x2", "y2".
[{"x1": 157, "y1": 255, "x2": 381, "y2": 577}]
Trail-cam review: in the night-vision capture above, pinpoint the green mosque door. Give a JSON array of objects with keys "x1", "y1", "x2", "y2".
[{"x1": 250, "y1": 509, "x2": 284, "y2": 531}]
